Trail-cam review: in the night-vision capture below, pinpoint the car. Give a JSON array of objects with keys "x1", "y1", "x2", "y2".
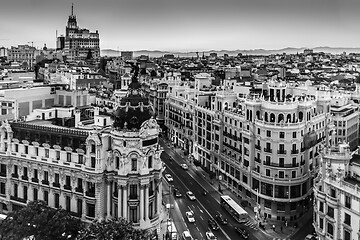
[
  {"x1": 173, "y1": 188, "x2": 182, "y2": 198},
  {"x1": 186, "y1": 191, "x2": 196, "y2": 201},
  {"x1": 180, "y1": 163, "x2": 188, "y2": 170},
  {"x1": 182, "y1": 230, "x2": 193, "y2": 240},
  {"x1": 305, "y1": 234, "x2": 317, "y2": 240},
  {"x1": 208, "y1": 218, "x2": 219, "y2": 231},
  {"x1": 215, "y1": 214, "x2": 227, "y2": 225},
  {"x1": 235, "y1": 226, "x2": 249, "y2": 239},
  {"x1": 205, "y1": 231, "x2": 217, "y2": 240},
  {"x1": 164, "y1": 174, "x2": 174, "y2": 182},
  {"x1": 185, "y1": 211, "x2": 195, "y2": 223}
]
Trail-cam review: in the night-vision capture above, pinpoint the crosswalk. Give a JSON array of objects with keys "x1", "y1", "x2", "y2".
[
  {"x1": 244, "y1": 220, "x2": 258, "y2": 230},
  {"x1": 272, "y1": 238, "x2": 290, "y2": 240}
]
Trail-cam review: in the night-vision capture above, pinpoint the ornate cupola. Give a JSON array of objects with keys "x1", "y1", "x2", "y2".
[{"x1": 113, "y1": 62, "x2": 154, "y2": 130}]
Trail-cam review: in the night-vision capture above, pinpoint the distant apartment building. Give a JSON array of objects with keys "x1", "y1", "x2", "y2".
[
  {"x1": 63, "y1": 5, "x2": 100, "y2": 62},
  {"x1": 0, "y1": 47, "x2": 7, "y2": 57},
  {"x1": 56, "y1": 35, "x2": 65, "y2": 50},
  {"x1": 313, "y1": 141, "x2": 357, "y2": 240},
  {"x1": 7, "y1": 45, "x2": 36, "y2": 69}
]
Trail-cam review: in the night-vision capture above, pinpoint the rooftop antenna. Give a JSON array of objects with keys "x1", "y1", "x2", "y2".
[{"x1": 71, "y1": 3, "x2": 74, "y2": 16}]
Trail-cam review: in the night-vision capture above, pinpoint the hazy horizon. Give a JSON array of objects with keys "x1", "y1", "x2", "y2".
[{"x1": 1, "y1": 0, "x2": 359, "y2": 51}]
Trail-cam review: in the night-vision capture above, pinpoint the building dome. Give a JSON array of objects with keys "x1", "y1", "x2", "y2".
[{"x1": 113, "y1": 62, "x2": 154, "y2": 130}]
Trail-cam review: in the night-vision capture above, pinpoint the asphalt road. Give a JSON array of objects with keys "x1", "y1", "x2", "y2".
[{"x1": 160, "y1": 139, "x2": 267, "y2": 240}]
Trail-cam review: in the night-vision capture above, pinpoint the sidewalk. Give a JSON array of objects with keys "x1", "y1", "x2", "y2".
[{"x1": 165, "y1": 142, "x2": 313, "y2": 240}]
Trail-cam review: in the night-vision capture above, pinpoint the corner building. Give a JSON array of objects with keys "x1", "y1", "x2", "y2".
[
  {"x1": 0, "y1": 70, "x2": 163, "y2": 236},
  {"x1": 215, "y1": 81, "x2": 330, "y2": 222}
]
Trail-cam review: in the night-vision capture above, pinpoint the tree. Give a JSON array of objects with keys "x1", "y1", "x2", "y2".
[
  {"x1": 0, "y1": 200, "x2": 84, "y2": 240},
  {"x1": 77, "y1": 218, "x2": 151, "y2": 240}
]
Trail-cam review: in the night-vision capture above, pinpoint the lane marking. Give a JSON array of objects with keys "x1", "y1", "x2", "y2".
[{"x1": 200, "y1": 216, "x2": 204, "y2": 221}]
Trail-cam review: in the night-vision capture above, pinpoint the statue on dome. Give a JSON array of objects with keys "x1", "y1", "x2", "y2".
[{"x1": 126, "y1": 61, "x2": 141, "y2": 89}]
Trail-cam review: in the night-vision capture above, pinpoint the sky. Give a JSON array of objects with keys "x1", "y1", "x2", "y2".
[{"x1": 0, "y1": 0, "x2": 359, "y2": 51}]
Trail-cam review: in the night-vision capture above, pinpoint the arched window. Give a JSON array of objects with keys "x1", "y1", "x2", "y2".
[
  {"x1": 256, "y1": 111, "x2": 261, "y2": 120},
  {"x1": 286, "y1": 114, "x2": 291, "y2": 123},
  {"x1": 299, "y1": 112, "x2": 303, "y2": 122},
  {"x1": 270, "y1": 113, "x2": 276, "y2": 122},
  {"x1": 264, "y1": 112, "x2": 268, "y2": 122},
  {"x1": 278, "y1": 114, "x2": 284, "y2": 123}
]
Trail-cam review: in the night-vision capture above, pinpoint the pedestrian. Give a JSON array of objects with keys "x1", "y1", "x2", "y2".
[
  {"x1": 272, "y1": 224, "x2": 276, "y2": 232},
  {"x1": 280, "y1": 226, "x2": 283, "y2": 232},
  {"x1": 285, "y1": 220, "x2": 288, "y2": 227}
]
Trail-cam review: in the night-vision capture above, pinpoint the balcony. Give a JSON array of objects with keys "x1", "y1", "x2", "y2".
[
  {"x1": 0, "y1": 172, "x2": 6, "y2": 177},
  {"x1": 64, "y1": 185, "x2": 72, "y2": 191},
  {"x1": 31, "y1": 178, "x2": 39, "y2": 183},
  {"x1": 277, "y1": 150, "x2": 287, "y2": 154},
  {"x1": 291, "y1": 149, "x2": 299, "y2": 154},
  {"x1": 11, "y1": 173, "x2": 19, "y2": 179},
  {"x1": 254, "y1": 157, "x2": 261, "y2": 163},
  {"x1": 264, "y1": 148, "x2": 272, "y2": 153},
  {"x1": 129, "y1": 195, "x2": 138, "y2": 200},
  {"x1": 75, "y1": 187, "x2": 83, "y2": 193},
  {"x1": 41, "y1": 180, "x2": 49, "y2": 185},
  {"x1": 255, "y1": 145, "x2": 261, "y2": 150},
  {"x1": 10, "y1": 196, "x2": 27, "y2": 203},
  {"x1": 21, "y1": 176, "x2": 29, "y2": 181},
  {"x1": 53, "y1": 182, "x2": 60, "y2": 188}
]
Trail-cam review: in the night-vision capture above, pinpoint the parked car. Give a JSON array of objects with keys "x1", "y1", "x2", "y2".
[
  {"x1": 235, "y1": 226, "x2": 249, "y2": 239},
  {"x1": 205, "y1": 231, "x2": 217, "y2": 240},
  {"x1": 164, "y1": 174, "x2": 174, "y2": 182},
  {"x1": 186, "y1": 191, "x2": 196, "y2": 201},
  {"x1": 208, "y1": 218, "x2": 219, "y2": 231},
  {"x1": 180, "y1": 163, "x2": 188, "y2": 170},
  {"x1": 173, "y1": 188, "x2": 182, "y2": 198},
  {"x1": 186, "y1": 211, "x2": 195, "y2": 223},
  {"x1": 215, "y1": 214, "x2": 228, "y2": 225}
]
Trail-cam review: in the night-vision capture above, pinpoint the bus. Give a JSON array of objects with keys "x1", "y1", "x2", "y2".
[
  {"x1": 166, "y1": 219, "x2": 178, "y2": 240},
  {"x1": 220, "y1": 195, "x2": 249, "y2": 223}
]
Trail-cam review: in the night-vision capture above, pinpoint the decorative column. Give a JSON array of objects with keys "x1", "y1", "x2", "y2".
[
  {"x1": 122, "y1": 184, "x2": 127, "y2": 219},
  {"x1": 107, "y1": 181, "x2": 111, "y2": 218},
  {"x1": 117, "y1": 185, "x2": 122, "y2": 218},
  {"x1": 144, "y1": 184, "x2": 149, "y2": 221},
  {"x1": 156, "y1": 178, "x2": 162, "y2": 215},
  {"x1": 140, "y1": 185, "x2": 144, "y2": 222}
]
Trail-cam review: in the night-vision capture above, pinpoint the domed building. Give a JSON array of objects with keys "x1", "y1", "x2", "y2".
[{"x1": 0, "y1": 61, "x2": 164, "y2": 238}]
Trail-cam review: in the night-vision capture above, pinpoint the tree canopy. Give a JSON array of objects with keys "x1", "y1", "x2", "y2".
[
  {"x1": 78, "y1": 218, "x2": 151, "y2": 240},
  {"x1": 0, "y1": 200, "x2": 83, "y2": 240},
  {"x1": 0, "y1": 201, "x2": 153, "y2": 240}
]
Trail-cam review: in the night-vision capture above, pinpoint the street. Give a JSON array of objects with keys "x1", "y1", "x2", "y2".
[{"x1": 160, "y1": 138, "x2": 314, "y2": 240}]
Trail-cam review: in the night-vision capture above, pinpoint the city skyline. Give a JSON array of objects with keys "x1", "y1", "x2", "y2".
[{"x1": 1, "y1": 0, "x2": 360, "y2": 51}]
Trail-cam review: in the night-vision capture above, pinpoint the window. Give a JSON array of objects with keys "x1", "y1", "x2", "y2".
[
  {"x1": 319, "y1": 217, "x2": 323, "y2": 230},
  {"x1": 264, "y1": 200, "x2": 271, "y2": 209},
  {"x1": 35, "y1": 147, "x2": 38, "y2": 156},
  {"x1": 87, "y1": 203, "x2": 95, "y2": 218},
  {"x1": 327, "y1": 223, "x2": 333, "y2": 236},
  {"x1": 65, "y1": 176, "x2": 71, "y2": 187},
  {"x1": 292, "y1": 171, "x2": 296, "y2": 178},
  {"x1": 91, "y1": 144, "x2": 95, "y2": 154},
  {"x1": 45, "y1": 149, "x2": 49, "y2": 158},
  {"x1": 78, "y1": 155, "x2": 83, "y2": 164},
  {"x1": 0, "y1": 182, "x2": 5, "y2": 195},
  {"x1": 148, "y1": 156, "x2": 153, "y2": 168},
  {"x1": 13, "y1": 183, "x2": 18, "y2": 197},
  {"x1": 345, "y1": 195, "x2": 351, "y2": 209},
  {"x1": 55, "y1": 193, "x2": 60, "y2": 208},
  {"x1": 344, "y1": 213, "x2": 351, "y2": 226},
  {"x1": 91, "y1": 157, "x2": 96, "y2": 168},
  {"x1": 327, "y1": 206, "x2": 334, "y2": 218},
  {"x1": 319, "y1": 202, "x2": 324, "y2": 212},
  {"x1": 33, "y1": 169, "x2": 38, "y2": 180},
  {"x1": 33, "y1": 188, "x2": 38, "y2": 201},
  {"x1": 0, "y1": 164, "x2": 7, "y2": 177},
  {"x1": 115, "y1": 156, "x2": 119, "y2": 169},
  {"x1": 292, "y1": 132, "x2": 296, "y2": 138},
  {"x1": 66, "y1": 196, "x2": 71, "y2": 211},
  {"x1": 129, "y1": 206, "x2": 138, "y2": 223},
  {"x1": 279, "y1": 158, "x2": 284, "y2": 167},
  {"x1": 25, "y1": 145, "x2": 28, "y2": 154},
  {"x1": 242, "y1": 175, "x2": 248, "y2": 184},
  {"x1": 44, "y1": 190, "x2": 49, "y2": 204},
  {"x1": 55, "y1": 173, "x2": 60, "y2": 184},
  {"x1": 15, "y1": 144, "x2": 18, "y2": 152},
  {"x1": 23, "y1": 186, "x2": 27, "y2": 200},
  {"x1": 77, "y1": 199, "x2": 83, "y2": 216},
  {"x1": 279, "y1": 132, "x2": 285, "y2": 138},
  {"x1": 344, "y1": 230, "x2": 351, "y2": 240},
  {"x1": 56, "y1": 151, "x2": 60, "y2": 160},
  {"x1": 67, "y1": 152, "x2": 71, "y2": 162},
  {"x1": 131, "y1": 158, "x2": 137, "y2": 171},
  {"x1": 266, "y1": 169, "x2": 270, "y2": 176},
  {"x1": 266, "y1": 130, "x2": 271, "y2": 137},
  {"x1": 279, "y1": 171, "x2": 284, "y2": 178},
  {"x1": 130, "y1": 184, "x2": 137, "y2": 199},
  {"x1": 23, "y1": 167, "x2": 28, "y2": 178}
]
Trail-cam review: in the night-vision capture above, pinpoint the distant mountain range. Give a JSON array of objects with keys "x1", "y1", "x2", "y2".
[{"x1": 101, "y1": 47, "x2": 360, "y2": 58}]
